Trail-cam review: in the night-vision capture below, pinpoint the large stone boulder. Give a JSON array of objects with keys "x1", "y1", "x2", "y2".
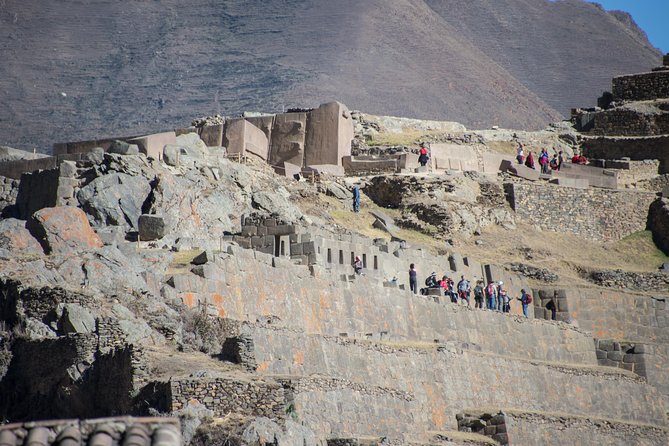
[
  {"x1": 138, "y1": 214, "x2": 166, "y2": 241},
  {"x1": 163, "y1": 133, "x2": 208, "y2": 166},
  {"x1": 77, "y1": 172, "x2": 151, "y2": 229},
  {"x1": 27, "y1": 206, "x2": 103, "y2": 254},
  {"x1": 649, "y1": 197, "x2": 669, "y2": 255},
  {"x1": 108, "y1": 140, "x2": 140, "y2": 156},
  {"x1": 0, "y1": 218, "x2": 43, "y2": 255},
  {"x1": 57, "y1": 303, "x2": 96, "y2": 335}
]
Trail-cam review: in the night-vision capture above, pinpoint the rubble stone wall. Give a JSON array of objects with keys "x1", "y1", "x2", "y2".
[
  {"x1": 0, "y1": 175, "x2": 19, "y2": 215},
  {"x1": 590, "y1": 108, "x2": 669, "y2": 136},
  {"x1": 507, "y1": 182, "x2": 656, "y2": 241},
  {"x1": 169, "y1": 377, "x2": 286, "y2": 419},
  {"x1": 582, "y1": 135, "x2": 669, "y2": 174},
  {"x1": 612, "y1": 71, "x2": 669, "y2": 101}
]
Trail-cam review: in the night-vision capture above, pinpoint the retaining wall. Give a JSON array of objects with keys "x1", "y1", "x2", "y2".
[
  {"x1": 582, "y1": 135, "x2": 669, "y2": 174},
  {"x1": 612, "y1": 70, "x2": 669, "y2": 102},
  {"x1": 589, "y1": 108, "x2": 669, "y2": 136},
  {"x1": 169, "y1": 377, "x2": 285, "y2": 419},
  {"x1": 164, "y1": 251, "x2": 596, "y2": 365},
  {"x1": 503, "y1": 411, "x2": 667, "y2": 446},
  {"x1": 240, "y1": 325, "x2": 666, "y2": 437},
  {"x1": 507, "y1": 182, "x2": 656, "y2": 241}
]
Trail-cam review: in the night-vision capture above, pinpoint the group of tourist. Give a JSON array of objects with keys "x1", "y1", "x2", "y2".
[
  {"x1": 516, "y1": 143, "x2": 569, "y2": 174},
  {"x1": 409, "y1": 264, "x2": 531, "y2": 317},
  {"x1": 516, "y1": 143, "x2": 591, "y2": 174}
]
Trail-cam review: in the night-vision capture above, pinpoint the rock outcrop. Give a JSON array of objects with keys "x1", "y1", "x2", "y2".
[{"x1": 649, "y1": 197, "x2": 669, "y2": 255}]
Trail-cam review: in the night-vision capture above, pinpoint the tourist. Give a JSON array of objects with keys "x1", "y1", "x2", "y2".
[
  {"x1": 457, "y1": 275, "x2": 470, "y2": 306},
  {"x1": 496, "y1": 281, "x2": 504, "y2": 311},
  {"x1": 473, "y1": 280, "x2": 484, "y2": 309},
  {"x1": 539, "y1": 149, "x2": 549, "y2": 174},
  {"x1": 448, "y1": 277, "x2": 458, "y2": 303},
  {"x1": 516, "y1": 143, "x2": 524, "y2": 164},
  {"x1": 409, "y1": 263, "x2": 418, "y2": 294},
  {"x1": 485, "y1": 280, "x2": 497, "y2": 310},
  {"x1": 500, "y1": 289, "x2": 511, "y2": 313},
  {"x1": 524, "y1": 151, "x2": 535, "y2": 169},
  {"x1": 353, "y1": 255, "x2": 363, "y2": 275},
  {"x1": 558, "y1": 151, "x2": 564, "y2": 170},
  {"x1": 418, "y1": 143, "x2": 430, "y2": 167},
  {"x1": 425, "y1": 272, "x2": 439, "y2": 289},
  {"x1": 549, "y1": 154, "x2": 559, "y2": 171},
  {"x1": 440, "y1": 275, "x2": 449, "y2": 297},
  {"x1": 352, "y1": 185, "x2": 361, "y2": 213},
  {"x1": 517, "y1": 289, "x2": 531, "y2": 317}
]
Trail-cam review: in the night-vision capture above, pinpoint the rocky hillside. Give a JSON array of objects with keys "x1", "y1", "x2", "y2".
[{"x1": 0, "y1": 0, "x2": 661, "y2": 151}]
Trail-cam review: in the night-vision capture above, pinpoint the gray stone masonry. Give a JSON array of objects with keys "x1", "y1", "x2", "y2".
[
  {"x1": 594, "y1": 339, "x2": 648, "y2": 376},
  {"x1": 169, "y1": 377, "x2": 286, "y2": 420},
  {"x1": 457, "y1": 411, "x2": 509, "y2": 445},
  {"x1": 612, "y1": 70, "x2": 669, "y2": 102},
  {"x1": 507, "y1": 182, "x2": 656, "y2": 241}
]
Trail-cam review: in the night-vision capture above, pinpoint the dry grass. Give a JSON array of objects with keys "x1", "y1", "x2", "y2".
[
  {"x1": 314, "y1": 193, "x2": 444, "y2": 254},
  {"x1": 455, "y1": 224, "x2": 667, "y2": 287},
  {"x1": 425, "y1": 430, "x2": 499, "y2": 445},
  {"x1": 367, "y1": 129, "x2": 448, "y2": 147},
  {"x1": 165, "y1": 249, "x2": 204, "y2": 275}
]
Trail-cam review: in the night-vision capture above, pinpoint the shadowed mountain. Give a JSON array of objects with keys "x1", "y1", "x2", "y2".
[{"x1": 0, "y1": 0, "x2": 661, "y2": 151}]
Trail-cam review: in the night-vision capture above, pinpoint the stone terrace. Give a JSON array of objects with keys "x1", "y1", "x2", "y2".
[{"x1": 160, "y1": 238, "x2": 669, "y2": 444}]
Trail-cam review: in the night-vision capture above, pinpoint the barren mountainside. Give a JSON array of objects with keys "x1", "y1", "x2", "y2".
[{"x1": 0, "y1": 0, "x2": 662, "y2": 151}]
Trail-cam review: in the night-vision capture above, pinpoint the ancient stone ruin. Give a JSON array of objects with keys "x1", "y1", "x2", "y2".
[{"x1": 0, "y1": 62, "x2": 668, "y2": 445}]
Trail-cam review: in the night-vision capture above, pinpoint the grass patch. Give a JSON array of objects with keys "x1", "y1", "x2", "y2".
[
  {"x1": 607, "y1": 230, "x2": 669, "y2": 271},
  {"x1": 367, "y1": 129, "x2": 444, "y2": 147},
  {"x1": 165, "y1": 249, "x2": 203, "y2": 275}
]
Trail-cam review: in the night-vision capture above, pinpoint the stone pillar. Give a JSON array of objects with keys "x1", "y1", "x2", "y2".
[{"x1": 304, "y1": 102, "x2": 354, "y2": 167}]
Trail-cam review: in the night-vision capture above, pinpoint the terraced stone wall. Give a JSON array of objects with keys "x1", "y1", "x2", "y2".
[
  {"x1": 590, "y1": 108, "x2": 669, "y2": 136},
  {"x1": 165, "y1": 251, "x2": 596, "y2": 365},
  {"x1": 507, "y1": 182, "x2": 656, "y2": 241},
  {"x1": 503, "y1": 411, "x2": 668, "y2": 446},
  {"x1": 612, "y1": 71, "x2": 669, "y2": 101},
  {"x1": 240, "y1": 325, "x2": 666, "y2": 438},
  {"x1": 169, "y1": 377, "x2": 286, "y2": 419},
  {"x1": 536, "y1": 287, "x2": 669, "y2": 403},
  {"x1": 582, "y1": 135, "x2": 669, "y2": 174}
]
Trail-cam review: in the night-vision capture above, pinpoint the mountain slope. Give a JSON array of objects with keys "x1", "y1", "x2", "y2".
[{"x1": 0, "y1": 0, "x2": 661, "y2": 151}]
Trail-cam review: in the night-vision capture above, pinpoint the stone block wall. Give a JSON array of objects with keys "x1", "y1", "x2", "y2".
[
  {"x1": 15, "y1": 162, "x2": 82, "y2": 219},
  {"x1": 240, "y1": 325, "x2": 665, "y2": 437},
  {"x1": 503, "y1": 411, "x2": 668, "y2": 446},
  {"x1": 457, "y1": 411, "x2": 508, "y2": 445},
  {"x1": 612, "y1": 70, "x2": 669, "y2": 101},
  {"x1": 166, "y1": 254, "x2": 594, "y2": 364},
  {"x1": 169, "y1": 377, "x2": 286, "y2": 419},
  {"x1": 589, "y1": 108, "x2": 669, "y2": 136},
  {"x1": 507, "y1": 182, "x2": 656, "y2": 241},
  {"x1": 615, "y1": 159, "x2": 660, "y2": 186},
  {"x1": 594, "y1": 339, "x2": 647, "y2": 376},
  {"x1": 582, "y1": 135, "x2": 669, "y2": 175}
]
